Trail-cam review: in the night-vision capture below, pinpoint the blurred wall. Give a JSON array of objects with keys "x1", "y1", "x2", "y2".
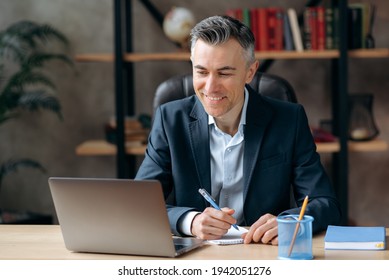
[{"x1": 0, "y1": 0, "x2": 388, "y2": 226}]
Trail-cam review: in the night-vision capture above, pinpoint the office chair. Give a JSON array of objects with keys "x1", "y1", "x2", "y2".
[{"x1": 153, "y1": 72, "x2": 297, "y2": 114}]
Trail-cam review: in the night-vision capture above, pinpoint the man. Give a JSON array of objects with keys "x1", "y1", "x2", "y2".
[{"x1": 135, "y1": 15, "x2": 341, "y2": 245}]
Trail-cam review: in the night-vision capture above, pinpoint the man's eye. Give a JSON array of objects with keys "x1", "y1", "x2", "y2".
[
  {"x1": 219, "y1": 73, "x2": 232, "y2": 76},
  {"x1": 196, "y1": 71, "x2": 208, "y2": 76}
]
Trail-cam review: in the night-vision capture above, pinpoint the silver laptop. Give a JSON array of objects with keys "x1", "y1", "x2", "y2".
[{"x1": 48, "y1": 177, "x2": 204, "y2": 257}]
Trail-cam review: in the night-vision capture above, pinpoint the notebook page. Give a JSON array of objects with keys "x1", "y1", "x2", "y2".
[{"x1": 207, "y1": 226, "x2": 248, "y2": 245}]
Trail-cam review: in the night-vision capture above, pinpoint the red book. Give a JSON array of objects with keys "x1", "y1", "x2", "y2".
[
  {"x1": 274, "y1": 8, "x2": 284, "y2": 50},
  {"x1": 258, "y1": 8, "x2": 268, "y2": 51},
  {"x1": 225, "y1": 9, "x2": 236, "y2": 18},
  {"x1": 267, "y1": 7, "x2": 277, "y2": 50},
  {"x1": 316, "y1": 6, "x2": 326, "y2": 50},
  {"x1": 250, "y1": 8, "x2": 259, "y2": 51},
  {"x1": 235, "y1": 8, "x2": 243, "y2": 22},
  {"x1": 266, "y1": 7, "x2": 284, "y2": 51}
]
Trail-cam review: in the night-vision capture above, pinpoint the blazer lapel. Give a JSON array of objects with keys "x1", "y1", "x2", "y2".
[
  {"x1": 188, "y1": 99, "x2": 212, "y2": 195},
  {"x1": 243, "y1": 90, "x2": 273, "y2": 200},
  {"x1": 186, "y1": 91, "x2": 273, "y2": 202}
]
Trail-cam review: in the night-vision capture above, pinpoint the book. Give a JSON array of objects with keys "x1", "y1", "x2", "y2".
[
  {"x1": 207, "y1": 226, "x2": 248, "y2": 245},
  {"x1": 258, "y1": 8, "x2": 268, "y2": 51},
  {"x1": 274, "y1": 8, "x2": 284, "y2": 51},
  {"x1": 316, "y1": 6, "x2": 326, "y2": 50},
  {"x1": 324, "y1": 5, "x2": 334, "y2": 49},
  {"x1": 324, "y1": 225, "x2": 386, "y2": 250},
  {"x1": 287, "y1": 8, "x2": 303, "y2": 51},
  {"x1": 267, "y1": 8, "x2": 276, "y2": 50},
  {"x1": 349, "y1": 3, "x2": 370, "y2": 48},
  {"x1": 250, "y1": 8, "x2": 259, "y2": 51},
  {"x1": 283, "y1": 12, "x2": 294, "y2": 50},
  {"x1": 266, "y1": 7, "x2": 284, "y2": 51},
  {"x1": 242, "y1": 8, "x2": 251, "y2": 28},
  {"x1": 308, "y1": 7, "x2": 318, "y2": 50},
  {"x1": 321, "y1": 0, "x2": 334, "y2": 49},
  {"x1": 303, "y1": 8, "x2": 312, "y2": 50},
  {"x1": 348, "y1": 6, "x2": 363, "y2": 49}
]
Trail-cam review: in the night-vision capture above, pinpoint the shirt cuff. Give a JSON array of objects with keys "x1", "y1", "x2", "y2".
[{"x1": 178, "y1": 211, "x2": 201, "y2": 236}]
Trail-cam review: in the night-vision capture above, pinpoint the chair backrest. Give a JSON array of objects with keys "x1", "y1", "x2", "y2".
[{"x1": 153, "y1": 72, "x2": 297, "y2": 114}]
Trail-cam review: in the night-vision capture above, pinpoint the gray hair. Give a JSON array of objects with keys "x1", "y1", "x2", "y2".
[{"x1": 190, "y1": 15, "x2": 255, "y2": 66}]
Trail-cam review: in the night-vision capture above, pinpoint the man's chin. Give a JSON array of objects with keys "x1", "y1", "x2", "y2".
[{"x1": 205, "y1": 109, "x2": 226, "y2": 119}]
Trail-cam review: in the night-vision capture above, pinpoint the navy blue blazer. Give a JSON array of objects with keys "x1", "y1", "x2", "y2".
[{"x1": 135, "y1": 87, "x2": 341, "y2": 235}]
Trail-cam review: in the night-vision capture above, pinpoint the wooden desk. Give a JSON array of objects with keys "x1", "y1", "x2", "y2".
[{"x1": 0, "y1": 225, "x2": 388, "y2": 260}]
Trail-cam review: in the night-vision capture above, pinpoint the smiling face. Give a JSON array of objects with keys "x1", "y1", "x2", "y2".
[{"x1": 191, "y1": 39, "x2": 258, "y2": 130}]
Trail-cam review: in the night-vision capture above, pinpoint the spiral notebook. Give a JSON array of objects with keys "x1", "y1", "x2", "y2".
[{"x1": 207, "y1": 226, "x2": 248, "y2": 245}]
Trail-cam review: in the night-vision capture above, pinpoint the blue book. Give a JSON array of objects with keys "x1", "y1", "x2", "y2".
[
  {"x1": 283, "y1": 12, "x2": 294, "y2": 50},
  {"x1": 324, "y1": 225, "x2": 386, "y2": 250}
]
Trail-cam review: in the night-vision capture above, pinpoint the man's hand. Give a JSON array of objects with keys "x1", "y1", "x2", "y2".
[
  {"x1": 191, "y1": 207, "x2": 237, "y2": 240},
  {"x1": 242, "y1": 213, "x2": 278, "y2": 245}
]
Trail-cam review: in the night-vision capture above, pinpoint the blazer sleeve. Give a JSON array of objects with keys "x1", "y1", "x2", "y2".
[
  {"x1": 280, "y1": 105, "x2": 342, "y2": 233},
  {"x1": 135, "y1": 106, "x2": 197, "y2": 236}
]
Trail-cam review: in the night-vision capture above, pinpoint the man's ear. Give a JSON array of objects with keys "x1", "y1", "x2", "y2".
[{"x1": 246, "y1": 60, "x2": 259, "y2": 83}]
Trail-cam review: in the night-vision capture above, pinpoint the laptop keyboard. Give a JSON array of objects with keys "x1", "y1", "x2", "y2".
[{"x1": 174, "y1": 244, "x2": 186, "y2": 251}]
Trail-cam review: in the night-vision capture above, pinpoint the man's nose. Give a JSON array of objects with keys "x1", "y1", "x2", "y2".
[
  {"x1": 204, "y1": 75, "x2": 219, "y2": 93},
  {"x1": 205, "y1": 75, "x2": 218, "y2": 93}
]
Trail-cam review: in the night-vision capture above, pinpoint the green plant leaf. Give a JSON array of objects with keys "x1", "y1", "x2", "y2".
[
  {"x1": 23, "y1": 52, "x2": 74, "y2": 69},
  {"x1": 3, "y1": 69, "x2": 57, "y2": 93},
  {"x1": 0, "y1": 20, "x2": 73, "y2": 198},
  {"x1": 0, "y1": 21, "x2": 73, "y2": 124},
  {"x1": 0, "y1": 158, "x2": 46, "y2": 192},
  {"x1": 0, "y1": 20, "x2": 69, "y2": 64},
  {"x1": 18, "y1": 91, "x2": 63, "y2": 120}
]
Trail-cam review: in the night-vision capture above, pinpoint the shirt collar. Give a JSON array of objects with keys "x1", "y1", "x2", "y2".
[{"x1": 208, "y1": 88, "x2": 249, "y2": 135}]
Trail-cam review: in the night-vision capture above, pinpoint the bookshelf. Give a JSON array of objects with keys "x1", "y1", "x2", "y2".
[
  {"x1": 75, "y1": 48, "x2": 389, "y2": 62},
  {"x1": 76, "y1": 0, "x2": 388, "y2": 225},
  {"x1": 76, "y1": 139, "x2": 388, "y2": 156},
  {"x1": 75, "y1": 47, "x2": 389, "y2": 158}
]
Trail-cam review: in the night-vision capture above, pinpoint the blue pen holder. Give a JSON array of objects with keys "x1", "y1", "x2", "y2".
[{"x1": 277, "y1": 214, "x2": 314, "y2": 260}]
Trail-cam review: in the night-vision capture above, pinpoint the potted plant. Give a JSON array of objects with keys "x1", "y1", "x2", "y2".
[{"x1": 0, "y1": 20, "x2": 73, "y2": 223}]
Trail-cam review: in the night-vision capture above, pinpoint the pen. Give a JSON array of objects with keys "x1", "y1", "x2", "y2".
[
  {"x1": 198, "y1": 188, "x2": 239, "y2": 231},
  {"x1": 288, "y1": 195, "x2": 309, "y2": 256}
]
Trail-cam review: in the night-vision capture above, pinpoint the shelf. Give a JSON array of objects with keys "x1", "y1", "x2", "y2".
[
  {"x1": 75, "y1": 48, "x2": 389, "y2": 63},
  {"x1": 75, "y1": 53, "x2": 114, "y2": 62},
  {"x1": 348, "y1": 48, "x2": 389, "y2": 58},
  {"x1": 76, "y1": 140, "x2": 146, "y2": 156},
  {"x1": 125, "y1": 52, "x2": 191, "y2": 62},
  {"x1": 316, "y1": 139, "x2": 388, "y2": 153},
  {"x1": 75, "y1": 52, "x2": 190, "y2": 62},
  {"x1": 316, "y1": 142, "x2": 340, "y2": 153},
  {"x1": 75, "y1": 50, "x2": 339, "y2": 62},
  {"x1": 125, "y1": 50, "x2": 340, "y2": 60},
  {"x1": 75, "y1": 139, "x2": 387, "y2": 156},
  {"x1": 348, "y1": 138, "x2": 388, "y2": 152},
  {"x1": 255, "y1": 50, "x2": 339, "y2": 59}
]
